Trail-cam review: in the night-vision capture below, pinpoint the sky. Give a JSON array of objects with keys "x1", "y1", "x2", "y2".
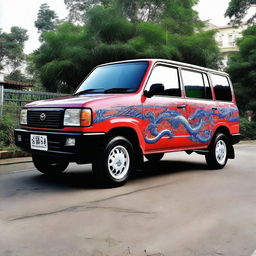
[{"x1": 0, "y1": 0, "x2": 231, "y2": 54}]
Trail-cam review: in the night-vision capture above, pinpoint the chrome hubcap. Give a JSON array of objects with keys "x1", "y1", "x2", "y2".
[
  {"x1": 108, "y1": 145, "x2": 130, "y2": 180},
  {"x1": 215, "y1": 140, "x2": 227, "y2": 165}
]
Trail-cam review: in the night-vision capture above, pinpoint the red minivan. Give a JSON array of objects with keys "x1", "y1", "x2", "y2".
[{"x1": 15, "y1": 59, "x2": 240, "y2": 187}]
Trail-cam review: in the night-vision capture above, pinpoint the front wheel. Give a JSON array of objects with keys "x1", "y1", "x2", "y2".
[
  {"x1": 32, "y1": 154, "x2": 69, "y2": 175},
  {"x1": 92, "y1": 136, "x2": 135, "y2": 187},
  {"x1": 205, "y1": 133, "x2": 229, "y2": 169}
]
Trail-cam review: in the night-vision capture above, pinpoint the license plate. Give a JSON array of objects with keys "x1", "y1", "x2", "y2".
[{"x1": 30, "y1": 134, "x2": 48, "y2": 151}]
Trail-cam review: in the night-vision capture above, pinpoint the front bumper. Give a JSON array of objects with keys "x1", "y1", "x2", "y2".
[{"x1": 14, "y1": 129, "x2": 106, "y2": 162}]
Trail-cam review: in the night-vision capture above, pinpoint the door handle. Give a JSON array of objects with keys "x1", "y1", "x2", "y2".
[{"x1": 177, "y1": 104, "x2": 187, "y2": 109}]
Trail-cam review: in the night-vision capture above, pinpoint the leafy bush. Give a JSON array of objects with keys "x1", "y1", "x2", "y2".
[
  {"x1": 240, "y1": 117, "x2": 256, "y2": 140},
  {"x1": 0, "y1": 114, "x2": 16, "y2": 149},
  {"x1": 0, "y1": 102, "x2": 20, "y2": 150}
]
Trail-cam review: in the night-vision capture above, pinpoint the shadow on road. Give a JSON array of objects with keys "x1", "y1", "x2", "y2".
[
  {"x1": 135, "y1": 159, "x2": 208, "y2": 179},
  {"x1": 27, "y1": 159, "x2": 209, "y2": 190}
]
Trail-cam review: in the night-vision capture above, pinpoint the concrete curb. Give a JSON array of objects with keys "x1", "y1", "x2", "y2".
[
  {"x1": 0, "y1": 151, "x2": 31, "y2": 160},
  {"x1": 0, "y1": 150, "x2": 32, "y2": 165},
  {"x1": 0, "y1": 159, "x2": 32, "y2": 166}
]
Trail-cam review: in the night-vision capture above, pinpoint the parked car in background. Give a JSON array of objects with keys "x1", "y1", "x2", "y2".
[{"x1": 15, "y1": 59, "x2": 240, "y2": 187}]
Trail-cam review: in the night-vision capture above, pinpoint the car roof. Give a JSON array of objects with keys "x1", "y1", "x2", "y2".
[{"x1": 97, "y1": 59, "x2": 229, "y2": 76}]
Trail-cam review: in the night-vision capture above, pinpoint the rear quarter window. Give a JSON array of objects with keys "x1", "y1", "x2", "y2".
[{"x1": 211, "y1": 74, "x2": 232, "y2": 101}]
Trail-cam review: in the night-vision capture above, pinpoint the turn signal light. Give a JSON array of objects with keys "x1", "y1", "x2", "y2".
[{"x1": 80, "y1": 109, "x2": 92, "y2": 127}]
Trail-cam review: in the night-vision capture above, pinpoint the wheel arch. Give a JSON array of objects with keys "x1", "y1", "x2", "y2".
[
  {"x1": 214, "y1": 125, "x2": 231, "y2": 139},
  {"x1": 107, "y1": 127, "x2": 142, "y2": 151},
  {"x1": 212, "y1": 125, "x2": 235, "y2": 159},
  {"x1": 106, "y1": 126, "x2": 144, "y2": 167}
]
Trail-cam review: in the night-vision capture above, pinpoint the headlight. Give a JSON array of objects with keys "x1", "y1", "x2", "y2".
[
  {"x1": 63, "y1": 109, "x2": 92, "y2": 127},
  {"x1": 20, "y1": 109, "x2": 27, "y2": 125}
]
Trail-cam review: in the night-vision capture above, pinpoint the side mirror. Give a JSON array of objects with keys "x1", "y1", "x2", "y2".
[{"x1": 144, "y1": 83, "x2": 164, "y2": 98}]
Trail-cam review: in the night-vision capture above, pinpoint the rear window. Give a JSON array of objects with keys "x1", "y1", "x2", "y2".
[{"x1": 211, "y1": 74, "x2": 232, "y2": 101}]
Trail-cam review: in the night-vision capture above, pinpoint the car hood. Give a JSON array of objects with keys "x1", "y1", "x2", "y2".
[{"x1": 25, "y1": 94, "x2": 118, "y2": 108}]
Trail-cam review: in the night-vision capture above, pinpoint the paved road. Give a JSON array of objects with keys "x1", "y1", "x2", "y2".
[{"x1": 0, "y1": 142, "x2": 256, "y2": 256}]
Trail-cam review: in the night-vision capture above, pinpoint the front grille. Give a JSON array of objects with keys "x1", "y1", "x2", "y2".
[{"x1": 27, "y1": 108, "x2": 64, "y2": 129}]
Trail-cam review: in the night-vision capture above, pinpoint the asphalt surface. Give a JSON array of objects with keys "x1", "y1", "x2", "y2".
[{"x1": 0, "y1": 142, "x2": 256, "y2": 256}]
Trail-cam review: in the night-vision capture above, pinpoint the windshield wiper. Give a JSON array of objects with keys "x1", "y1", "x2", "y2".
[
  {"x1": 74, "y1": 88, "x2": 104, "y2": 95},
  {"x1": 104, "y1": 88, "x2": 135, "y2": 93}
]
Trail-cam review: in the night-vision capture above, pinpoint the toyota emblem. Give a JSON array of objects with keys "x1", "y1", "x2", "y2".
[{"x1": 40, "y1": 113, "x2": 46, "y2": 121}]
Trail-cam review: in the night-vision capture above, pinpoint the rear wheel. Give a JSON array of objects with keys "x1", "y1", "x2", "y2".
[
  {"x1": 205, "y1": 133, "x2": 229, "y2": 169},
  {"x1": 32, "y1": 154, "x2": 69, "y2": 175},
  {"x1": 145, "y1": 153, "x2": 164, "y2": 162},
  {"x1": 92, "y1": 136, "x2": 135, "y2": 187}
]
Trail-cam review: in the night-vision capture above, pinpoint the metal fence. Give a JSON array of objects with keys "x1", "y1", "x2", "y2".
[
  {"x1": 3, "y1": 89, "x2": 68, "y2": 103},
  {"x1": 0, "y1": 86, "x2": 69, "y2": 119}
]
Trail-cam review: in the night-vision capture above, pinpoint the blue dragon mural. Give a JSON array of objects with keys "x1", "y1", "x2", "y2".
[{"x1": 94, "y1": 105, "x2": 239, "y2": 144}]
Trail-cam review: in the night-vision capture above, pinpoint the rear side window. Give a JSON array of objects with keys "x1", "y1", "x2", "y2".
[
  {"x1": 182, "y1": 70, "x2": 206, "y2": 99},
  {"x1": 146, "y1": 65, "x2": 181, "y2": 96},
  {"x1": 211, "y1": 74, "x2": 232, "y2": 101}
]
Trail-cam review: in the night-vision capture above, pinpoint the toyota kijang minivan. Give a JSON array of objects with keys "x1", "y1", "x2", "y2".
[{"x1": 15, "y1": 59, "x2": 240, "y2": 187}]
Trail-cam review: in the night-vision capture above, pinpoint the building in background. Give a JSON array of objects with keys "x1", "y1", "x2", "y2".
[
  {"x1": 0, "y1": 72, "x2": 32, "y2": 90},
  {"x1": 206, "y1": 22, "x2": 247, "y2": 67}
]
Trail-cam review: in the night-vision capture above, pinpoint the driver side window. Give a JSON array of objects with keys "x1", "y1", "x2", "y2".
[{"x1": 146, "y1": 65, "x2": 181, "y2": 96}]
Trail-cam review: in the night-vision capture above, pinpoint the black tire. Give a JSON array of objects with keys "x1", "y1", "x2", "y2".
[
  {"x1": 205, "y1": 133, "x2": 229, "y2": 169},
  {"x1": 92, "y1": 136, "x2": 135, "y2": 187},
  {"x1": 32, "y1": 154, "x2": 69, "y2": 175},
  {"x1": 145, "y1": 153, "x2": 164, "y2": 162}
]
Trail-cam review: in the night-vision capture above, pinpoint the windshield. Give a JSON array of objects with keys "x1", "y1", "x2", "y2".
[{"x1": 75, "y1": 61, "x2": 148, "y2": 95}]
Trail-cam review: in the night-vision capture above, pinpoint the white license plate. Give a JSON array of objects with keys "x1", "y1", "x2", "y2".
[{"x1": 30, "y1": 134, "x2": 48, "y2": 151}]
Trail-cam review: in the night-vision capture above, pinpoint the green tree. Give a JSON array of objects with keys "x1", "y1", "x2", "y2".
[
  {"x1": 35, "y1": 3, "x2": 58, "y2": 41},
  {"x1": 65, "y1": 0, "x2": 202, "y2": 27},
  {"x1": 64, "y1": 0, "x2": 111, "y2": 22},
  {"x1": 32, "y1": 22, "x2": 89, "y2": 92},
  {"x1": 114, "y1": 0, "x2": 166, "y2": 23},
  {"x1": 0, "y1": 27, "x2": 28, "y2": 72},
  {"x1": 225, "y1": 0, "x2": 256, "y2": 25},
  {"x1": 5, "y1": 70, "x2": 31, "y2": 83},
  {"x1": 226, "y1": 25, "x2": 256, "y2": 113},
  {"x1": 161, "y1": 0, "x2": 203, "y2": 35},
  {"x1": 33, "y1": 0, "x2": 221, "y2": 92},
  {"x1": 85, "y1": 6, "x2": 136, "y2": 43},
  {"x1": 26, "y1": 54, "x2": 45, "y2": 91}
]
